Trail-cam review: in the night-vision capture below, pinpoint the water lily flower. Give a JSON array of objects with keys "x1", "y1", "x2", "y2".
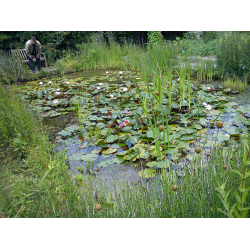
[
  {"x1": 124, "y1": 120, "x2": 130, "y2": 124},
  {"x1": 56, "y1": 88, "x2": 60, "y2": 91},
  {"x1": 55, "y1": 92, "x2": 61, "y2": 95},
  {"x1": 207, "y1": 87, "x2": 211, "y2": 90},
  {"x1": 48, "y1": 81, "x2": 52, "y2": 84},
  {"x1": 119, "y1": 122, "x2": 126, "y2": 128},
  {"x1": 123, "y1": 87, "x2": 128, "y2": 92},
  {"x1": 225, "y1": 134, "x2": 230, "y2": 137},
  {"x1": 125, "y1": 110, "x2": 130, "y2": 115},
  {"x1": 65, "y1": 81, "x2": 70, "y2": 84},
  {"x1": 202, "y1": 102, "x2": 208, "y2": 106},
  {"x1": 106, "y1": 71, "x2": 109, "y2": 74},
  {"x1": 39, "y1": 82, "x2": 43, "y2": 85},
  {"x1": 97, "y1": 87, "x2": 101, "y2": 90},
  {"x1": 110, "y1": 94, "x2": 114, "y2": 98},
  {"x1": 53, "y1": 100, "x2": 59, "y2": 104},
  {"x1": 206, "y1": 105, "x2": 212, "y2": 110},
  {"x1": 119, "y1": 71, "x2": 122, "y2": 74},
  {"x1": 98, "y1": 83, "x2": 103, "y2": 86}
]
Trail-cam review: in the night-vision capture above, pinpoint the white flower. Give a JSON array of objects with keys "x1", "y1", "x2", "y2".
[
  {"x1": 110, "y1": 94, "x2": 114, "y2": 98},
  {"x1": 55, "y1": 92, "x2": 61, "y2": 95},
  {"x1": 53, "y1": 100, "x2": 59, "y2": 104},
  {"x1": 207, "y1": 87, "x2": 211, "y2": 90},
  {"x1": 225, "y1": 134, "x2": 230, "y2": 137},
  {"x1": 123, "y1": 87, "x2": 128, "y2": 92},
  {"x1": 98, "y1": 83, "x2": 103, "y2": 86},
  {"x1": 206, "y1": 105, "x2": 212, "y2": 110},
  {"x1": 202, "y1": 102, "x2": 208, "y2": 106},
  {"x1": 119, "y1": 71, "x2": 123, "y2": 74},
  {"x1": 106, "y1": 71, "x2": 109, "y2": 74},
  {"x1": 97, "y1": 87, "x2": 101, "y2": 90},
  {"x1": 39, "y1": 82, "x2": 43, "y2": 85},
  {"x1": 48, "y1": 81, "x2": 52, "y2": 84},
  {"x1": 56, "y1": 88, "x2": 60, "y2": 91},
  {"x1": 65, "y1": 81, "x2": 70, "y2": 84}
]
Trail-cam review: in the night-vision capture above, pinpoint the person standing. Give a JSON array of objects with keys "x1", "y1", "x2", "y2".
[{"x1": 25, "y1": 36, "x2": 42, "y2": 73}]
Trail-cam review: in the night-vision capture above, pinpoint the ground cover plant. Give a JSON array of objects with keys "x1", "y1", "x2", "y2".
[{"x1": 1, "y1": 31, "x2": 250, "y2": 218}]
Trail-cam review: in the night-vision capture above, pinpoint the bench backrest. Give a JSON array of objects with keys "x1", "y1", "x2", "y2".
[{"x1": 11, "y1": 49, "x2": 27, "y2": 60}]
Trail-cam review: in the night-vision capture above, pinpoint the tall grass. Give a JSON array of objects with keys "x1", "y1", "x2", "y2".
[
  {"x1": 0, "y1": 51, "x2": 29, "y2": 83},
  {"x1": 223, "y1": 77, "x2": 248, "y2": 92},
  {"x1": 217, "y1": 32, "x2": 250, "y2": 78}
]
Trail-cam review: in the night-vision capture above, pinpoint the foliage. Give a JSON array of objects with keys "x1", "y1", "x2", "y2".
[
  {"x1": 222, "y1": 77, "x2": 247, "y2": 92},
  {"x1": 147, "y1": 31, "x2": 164, "y2": 48},
  {"x1": 217, "y1": 32, "x2": 250, "y2": 78}
]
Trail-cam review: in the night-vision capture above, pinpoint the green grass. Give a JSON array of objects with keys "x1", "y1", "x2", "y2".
[{"x1": 223, "y1": 77, "x2": 248, "y2": 92}]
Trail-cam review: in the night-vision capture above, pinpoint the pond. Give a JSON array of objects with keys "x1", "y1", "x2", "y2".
[{"x1": 16, "y1": 69, "x2": 250, "y2": 193}]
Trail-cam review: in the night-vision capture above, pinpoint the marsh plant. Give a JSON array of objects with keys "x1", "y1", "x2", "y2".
[{"x1": 222, "y1": 77, "x2": 247, "y2": 92}]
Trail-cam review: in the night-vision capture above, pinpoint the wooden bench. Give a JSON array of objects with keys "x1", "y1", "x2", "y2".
[{"x1": 11, "y1": 49, "x2": 48, "y2": 68}]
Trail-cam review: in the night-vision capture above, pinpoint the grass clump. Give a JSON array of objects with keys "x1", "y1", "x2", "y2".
[{"x1": 223, "y1": 77, "x2": 247, "y2": 92}]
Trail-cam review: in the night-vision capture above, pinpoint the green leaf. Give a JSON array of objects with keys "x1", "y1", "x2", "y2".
[
  {"x1": 231, "y1": 170, "x2": 243, "y2": 178},
  {"x1": 146, "y1": 161, "x2": 157, "y2": 168},
  {"x1": 102, "y1": 148, "x2": 117, "y2": 155},
  {"x1": 138, "y1": 169, "x2": 156, "y2": 178}
]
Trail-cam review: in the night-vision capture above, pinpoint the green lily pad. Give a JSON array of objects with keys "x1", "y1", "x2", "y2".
[
  {"x1": 98, "y1": 159, "x2": 115, "y2": 168},
  {"x1": 146, "y1": 161, "x2": 157, "y2": 168},
  {"x1": 106, "y1": 135, "x2": 119, "y2": 143},
  {"x1": 138, "y1": 169, "x2": 156, "y2": 178},
  {"x1": 102, "y1": 148, "x2": 117, "y2": 155}
]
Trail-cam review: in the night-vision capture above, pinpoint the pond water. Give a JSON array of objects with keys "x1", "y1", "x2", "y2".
[{"x1": 16, "y1": 69, "x2": 250, "y2": 193}]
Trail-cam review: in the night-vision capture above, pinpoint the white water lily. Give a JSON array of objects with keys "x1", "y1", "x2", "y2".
[
  {"x1": 206, "y1": 105, "x2": 212, "y2": 110},
  {"x1": 106, "y1": 71, "x2": 109, "y2": 74},
  {"x1": 119, "y1": 71, "x2": 122, "y2": 74},
  {"x1": 207, "y1": 87, "x2": 211, "y2": 90},
  {"x1": 123, "y1": 87, "x2": 128, "y2": 92},
  {"x1": 65, "y1": 81, "x2": 70, "y2": 84},
  {"x1": 48, "y1": 81, "x2": 52, "y2": 84},
  {"x1": 39, "y1": 82, "x2": 43, "y2": 85},
  {"x1": 53, "y1": 100, "x2": 59, "y2": 104},
  {"x1": 98, "y1": 83, "x2": 103, "y2": 86},
  {"x1": 97, "y1": 87, "x2": 101, "y2": 90},
  {"x1": 202, "y1": 102, "x2": 208, "y2": 106},
  {"x1": 55, "y1": 92, "x2": 61, "y2": 95},
  {"x1": 110, "y1": 94, "x2": 114, "y2": 98},
  {"x1": 225, "y1": 134, "x2": 230, "y2": 137},
  {"x1": 56, "y1": 88, "x2": 60, "y2": 91}
]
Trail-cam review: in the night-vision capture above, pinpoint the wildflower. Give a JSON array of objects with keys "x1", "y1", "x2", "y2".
[
  {"x1": 206, "y1": 105, "x2": 212, "y2": 111},
  {"x1": 55, "y1": 92, "x2": 61, "y2": 95},
  {"x1": 133, "y1": 84, "x2": 136, "y2": 87},
  {"x1": 6, "y1": 86, "x2": 10, "y2": 90},
  {"x1": 53, "y1": 100, "x2": 59, "y2": 104},
  {"x1": 97, "y1": 87, "x2": 101, "y2": 90},
  {"x1": 39, "y1": 82, "x2": 43, "y2": 85},
  {"x1": 98, "y1": 83, "x2": 103, "y2": 86},
  {"x1": 123, "y1": 87, "x2": 128, "y2": 92},
  {"x1": 182, "y1": 50, "x2": 185, "y2": 53}
]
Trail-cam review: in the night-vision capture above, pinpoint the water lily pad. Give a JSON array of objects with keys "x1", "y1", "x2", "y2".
[
  {"x1": 92, "y1": 149, "x2": 101, "y2": 154},
  {"x1": 98, "y1": 159, "x2": 115, "y2": 168},
  {"x1": 81, "y1": 153, "x2": 98, "y2": 161},
  {"x1": 68, "y1": 152, "x2": 87, "y2": 161},
  {"x1": 146, "y1": 161, "x2": 157, "y2": 168},
  {"x1": 138, "y1": 169, "x2": 156, "y2": 178},
  {"x1": 102, "y1": 148, "x2": 117, "y2": 155},
  {"x1": 106, "y1": 135, "x2": 119, "y2": 143}
]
